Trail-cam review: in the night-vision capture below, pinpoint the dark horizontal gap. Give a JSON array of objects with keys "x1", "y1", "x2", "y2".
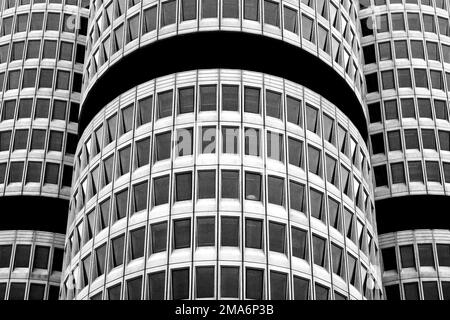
[
  {"x1": 79, "y1": 31, "x2": 367, "y2": 140},
  {"x1": 375, "y1": 195, "x2": 450, "y2": 234},
  {"x1": 0, "y1": 196, "x2": 69, "y2": 234}
]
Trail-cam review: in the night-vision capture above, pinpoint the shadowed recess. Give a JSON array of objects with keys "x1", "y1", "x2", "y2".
[
  {"x1": 0, "y1": 196, "x2": 69, "y2": 233},
  {"x1": 375, "y1": 195, "x2": 450, "y2": 234},
  {"x1": 79, "y1": 31, "x2": 367, "y2": 140}
]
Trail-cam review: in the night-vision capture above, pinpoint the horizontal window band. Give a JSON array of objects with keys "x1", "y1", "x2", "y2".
[
  {"x1": 79, "y1": 31, "x2": 367, "y2": 140},
  {"x1": 0, "y1": 195, "x2": 69, "y2": 234}
]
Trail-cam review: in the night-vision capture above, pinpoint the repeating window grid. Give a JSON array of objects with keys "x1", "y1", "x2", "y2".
[
  {"x1": 62, "y1": 69, "x2": 380, "y2": 298},
  {"x1": 380, "y1": 232, "x2": 450, "y2": 300},
  {"x1": 82, "y1": 0, "x2": 363, "y2": 99},
  {"x1": 0, "y1": 232, "x2": 64, "y2": 300}
]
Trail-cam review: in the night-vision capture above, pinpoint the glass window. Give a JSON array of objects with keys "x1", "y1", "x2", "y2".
[
  {"x1": 292, "y1": 227, "x2": 307, "y2": 259},
  {"x1": 245, "y1": 219, "x2": 262, "y2": 249},
  {"x1": 14, "y1": 245, "x2": 31, "y2": 268},
  {"x1": 172, "y1": 268, "x2": 189, "y2": 300},
  {"x1": 437, "y1": 244, "x2": 450, "y2": 267},
  {"x1": 245, "y1": 128, "x2": 260, "y2": 156},
  {"x1": 197, "y1": 217, "x2": 215, "y2": 247},
  {"x1": 161, "y1": 0, "x2": 177, "y2": 27},
  {"x1": 382, "y1": 247, "x2": 397, "y2": 271},
  {"x1": 155, "y1": 131, "x2": 171, "y2": 161},
  {"x1": 404, "y1": 282, "x2": 419, "y2": 300},
  {"x1": 308, "y1": 145, "x2": 321, "y2": 176},
  {"x1": 201, "y1": 126, "x2": 216, "y2": 153},
  {"x1": 286, "y1": 96, "x2": 301, "y2": 125},
  {"x1": 151, "y1": 222, "x2": 167, "y2": 254},
  {"x1": 181, "y1": 0, "x2": 197, "y2": 21},
  {"x1": 400, "y1": 245, "x2": 415, "y2": 268},
  {"x1": 0, "y1": 245, "x2": 12, "y2": 268},
  {"x1": 9, "y1": 283, "x2": 26, "y2": 300},
  {"x1": 222, "y1": 127, "x2": 239, "y2": 154},
  {"x1": 245, "y1": 172, "x2": 261, "y2": 201},
  {"x1": 293, "y1": 276, "x2": 309, "y2": 300},
  {"x1": 269, "y1": 222, "x2": 285, "y2": 253},
  {"x1": 199, "y1": 85, "x2": 217, "y2": 111},
  {"x1": 221, "y1": 217, "x2": 239, "y2": 247},
  {"x1": 174, "y1": 219, "x2": 191, "y2": 249},
  {"x1": 137, "y1": 96, "x2": 152, "y2": 126},
  {"x1": 221, "y1": 267, "x2": 239, "y2": 298},
  {"x1": 310, "y1": 188, "x2": 324, "y2": 222},
  {"x1": 289, "y1": 180, "x2": 305, "y2": 212},
  {"x1": 244, "y1": 0, "x2": 259, "y2": 21},
  {"x1": 110, "y1": 234, "x2": 125, "y2": 268},
  {"x1": 244, "y1": 87, "x2": 260, "y2": 114},
  {"x1": 266, "y1": 90, "x2": 281, "y2": 119},
  {"x1": 222, "y1": 85, "x2": 239, "y2": 111},
  {"x1": 283, "y1": 5, "x2": 298, "y2": 33},
  {"x1": 198, "y1": 170, "x2": 216, "y2": 199},
  {"x1": 270, "y1": 271, "x2": 287, "y2": 300},
  {"x1": 153, "y1": 175, "x2": 169, "y2": 206},
  {"x1": 268, "y1": 176, "x2": 284, "y2": 206},
  {"x1": 132, "y1": 181, "x2": 147, "y2": 214},
  {"x1": 130, "y1": 227, "x2": 145, "y2": 260},
  {"x1": 196, "y1": 267, "x2": 214, "y2": 298},
  {"x1": 126, "y1": 276, "x2": 142, "y2": 300},
  {"x1": 142, "y1": 6, "x2": 157, "y2": 34},
  {"x1": 178, "y1": 87, "x2": 194, "y2": 114},
  {"x1": 117, "y1": 146, "x2": 131, "y2": 177},
  {"x1": 28, "y1": 284, "x2": 45, "y2": 301},
  {"x1": 313, "y1": 235, "x2": 326, "y2": 268},
  {"x1": 221, "y1": 170, "x2": 239, "y2": 199},
  {"x1": 177, "y1": 128, "x2": 193, "y2": 156},
  {"x1": 246, "y1": 268, "x2": 263, "y2": 299},
  {"x1": 175, "y1": 172, "x2": 192, "y2": 201},
  {"x1": 148, "y1": 271, "x2": 165, "y2": 300},
  {"x1": 157, "y1": 90, "x2": 173, "y2": 119},
  {"x1": 135, "y1": 138, "x2": 150, "y2": 168},
  {"x1": 267, "y1": 131, "x2": 283, "y2": 162},
  {"x1": 418, "y1": 244, "x2": 434, "y2": 267}
]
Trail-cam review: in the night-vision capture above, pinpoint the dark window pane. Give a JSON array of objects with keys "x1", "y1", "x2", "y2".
[
  {"x1": 269, "y1": 222, "x2": 285, "y2": 253},
  {"x1": 245, "y1": 219, "x2": 262, "y2": 249},
  {"x1": 270, "y1": 271, "x2": 287, "y2": 300},
  {"x1": 151, "y1": 222, "x2": 167, "y2": 254},
  {"x1": 400, "y1": 245, "x2": 415, "y2": 268},
  {"x1": 126, "y1": 277, "x2": 142, "y2": 300},
  {"x1": 172, "y1": 268, "x2": 189, "y2": 300},
  {"x1": 33, "y1": 246, "x2": 49, "y2": 269},
  {"x1": 197, "y1": 217, "x2": 215, "y2": 247},
  {"x1": 293, "y1": 276, "x2": 309, "y2": 300},
  {"x1": 198, "y1": 170, "x2": 215, "y2": 199},
  {"x1": 14, "y1": 245, "x2": 31, "y2": 268},
  {"x1": 246, "y1": 268, "x2": 263, "y2": 299},
  {"x1": 176, "y1": 172, "x2": 192, "y2": 201},
  {"x1": 221, "y1": 170, "x2": 239, "y2": 199},
  {"x1": 153, "y1": 175, "x2": 169, "y2": 206},
  {"x1": 174, "y1": 219, "x2": 191, "y2": 249},
  {"x1": 148, "y1": 271, "x2": 165, "y2": 300},
  {"x1": 196, "y1": 267, "x2": 214, "y2": 298},
  {"x1": 418, "y1": 244, "x2": 434, "y2": 267},
  {"x1": 221, "y1": 267, "x2": 239, "y2": 298},
  {"x1": 221, "y1": 217, "x2": 239, "y2": 247}
]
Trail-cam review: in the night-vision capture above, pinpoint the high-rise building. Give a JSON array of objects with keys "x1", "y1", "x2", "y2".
[
  {"x1": 60, "y1": 0, "x2": 384, "y2": 300},
  {"x1": 360, "y1": 0, "x2": 450, "y2": 300},
  {"x1": 0, "y1": 0, "x2": 88, "y2": 300},
  {"x1": 2, "y1": 0, "x2": 450, "y2": 301}
]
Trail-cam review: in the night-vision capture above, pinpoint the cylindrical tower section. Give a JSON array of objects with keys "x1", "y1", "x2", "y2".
[
  {"x1": 360, "y1": 0, "x2": 450, "y2": 299},
  {"x1": 61, "y1": 69, "x2": 383, "y2": 300},
  {"x1": 0, "y1": 0, "x2": 89, "y2": 299}
]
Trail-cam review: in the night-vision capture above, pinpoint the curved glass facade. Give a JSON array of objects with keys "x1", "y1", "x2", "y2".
[
  {"x1": 360, "y1": 0, "x2": 450, "y2": 199},
  {"x1": 0, "y1": 0, "x2": 88, "y2": 198},
  {"x1": 0, "y1": 230, "x2": 64, "y2": 300},
  {"x1": 380, "y1": 229, "x2": 450, "y2": 300},
  {"x1": 0, "y1": 0, "x2": 89, "y2": 300},
  {"x1": 360, "y1": 0, "x2": 450, "y2": 300},
  {"x1": 61, "y1": 69, "x2": 383, "y2": 300}
]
